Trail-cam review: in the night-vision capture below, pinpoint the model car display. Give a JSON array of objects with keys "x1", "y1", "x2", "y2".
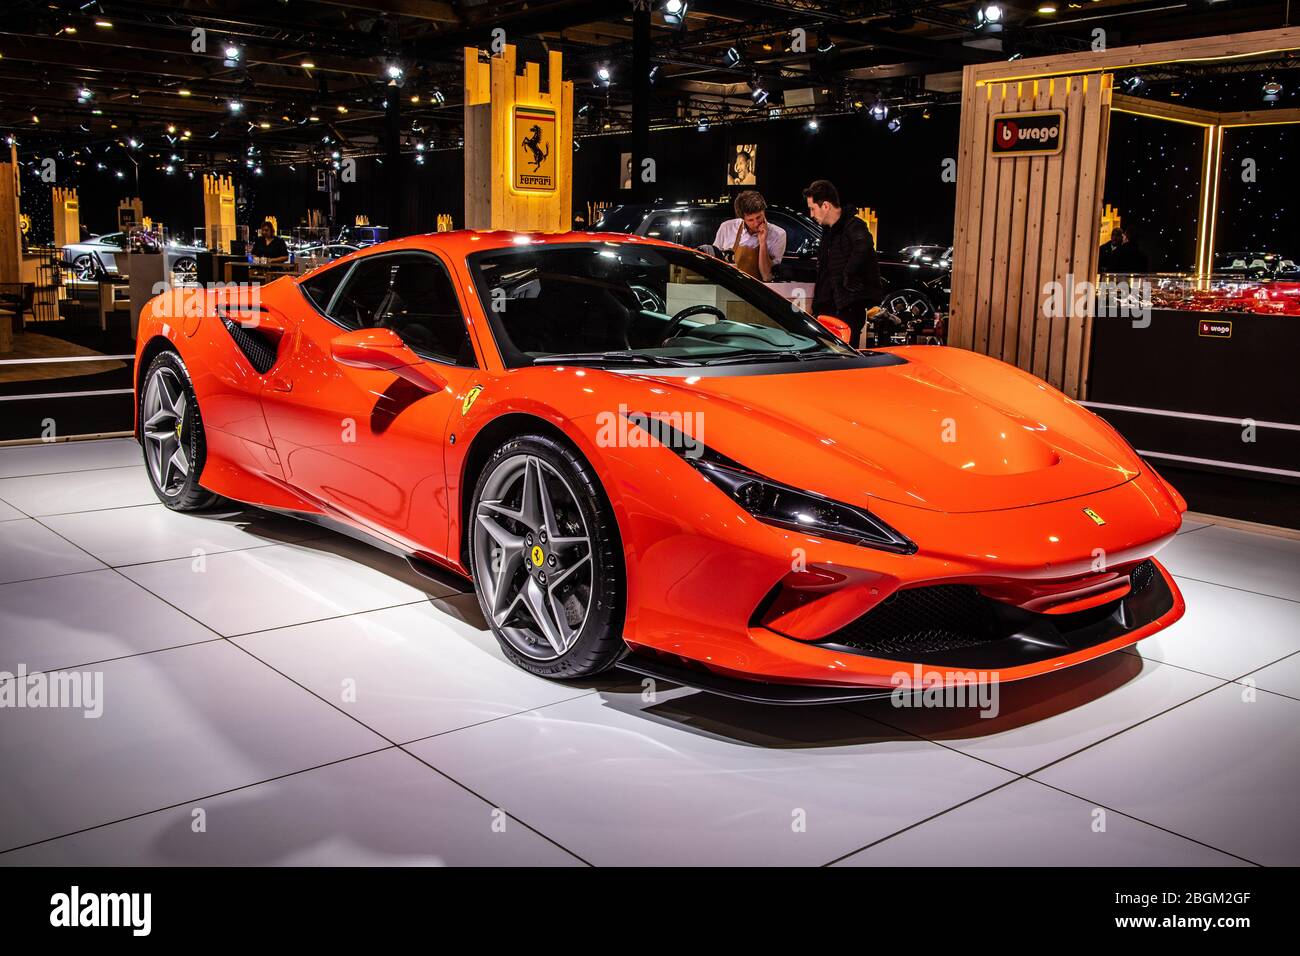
[
  {"x1": 134, "y1": 231, "x2": 1187, "y2": 703},
  {"x1": 62, "y1": 231, "x2": 201, "y2": 281}
]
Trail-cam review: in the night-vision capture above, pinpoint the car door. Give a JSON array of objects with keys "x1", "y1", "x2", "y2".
[{"x1": 260, "y1": 250, "x2": 480, "y2": 557}]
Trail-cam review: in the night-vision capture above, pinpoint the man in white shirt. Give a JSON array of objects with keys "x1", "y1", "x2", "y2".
[{"x1": 710, "y1": 190, "x2": 787, "y2": 282}]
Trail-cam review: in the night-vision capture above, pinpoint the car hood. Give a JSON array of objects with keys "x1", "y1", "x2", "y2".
[{"x1": 607, "y1": 347, "x2": 1141, "y2": 514}]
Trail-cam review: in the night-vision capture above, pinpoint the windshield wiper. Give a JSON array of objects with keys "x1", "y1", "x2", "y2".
[
  {"x1": 701, "y1": 350, "x2": 842, "y2": 366},
  {"x1": 533, "y1": 351, "x2": 695, "y2": 367}
]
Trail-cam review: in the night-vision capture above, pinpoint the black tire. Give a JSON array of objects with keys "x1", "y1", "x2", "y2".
[
  {"x1": 139, "y1": 350, "x2": 223, "y2": 511},
  {"x1": 469, "y1": 434, "x2": 626, "y2": 679}
]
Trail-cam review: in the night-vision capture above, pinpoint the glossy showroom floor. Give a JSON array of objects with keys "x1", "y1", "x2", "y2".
[{"x1": 1, "y1": 438, "x2": 1297, "y2": 867}]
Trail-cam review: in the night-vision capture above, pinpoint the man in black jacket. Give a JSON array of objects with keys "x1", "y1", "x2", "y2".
[{"x1": 803, "y1": 179, "x2": 882, "y2": 347}]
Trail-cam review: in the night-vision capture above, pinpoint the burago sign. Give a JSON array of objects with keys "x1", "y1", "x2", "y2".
[{"x1": 990, "y1": 110, "x2": 1066, "y2": 156}]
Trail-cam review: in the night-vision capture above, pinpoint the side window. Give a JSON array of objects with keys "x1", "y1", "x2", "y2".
[
  {"x1": 328, "y1": 253, "x2": 474, "y2": 366},
  {"x1": 677, "y1": 211, "x2": 727, "y2": 251},
  {"x1": 374, "y1": 257, "x2": 475, "y2": 366},
  {"x1": 299, "y1": 264, "x2": 348, "y2": 314},
  {"x1": 769, "y1": 212, "x2": 818, "y2": 257},
  {"x1": 643, "y1": 213, "x2": 677, "y2": 241},
  {"x1": 329, "y1": 256, "x2": 397, "y2": 331}
]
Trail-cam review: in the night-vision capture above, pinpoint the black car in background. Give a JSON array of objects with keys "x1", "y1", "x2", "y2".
[{"x1": 594, "y1": 201, "x2": 952, "y2": 323}]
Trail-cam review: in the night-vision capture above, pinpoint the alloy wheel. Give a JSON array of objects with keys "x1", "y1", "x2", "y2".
[
  {"x1": 141, "y1": 366, "x2": 191, "y2": 497},
  {"x1": 473, "y1": 454, "x2": 594, "y2": 660}
]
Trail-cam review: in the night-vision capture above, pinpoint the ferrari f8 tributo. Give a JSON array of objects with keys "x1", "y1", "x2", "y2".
[{"x1": 135, "y1": 231, "x2": 1186, "y2": 703}]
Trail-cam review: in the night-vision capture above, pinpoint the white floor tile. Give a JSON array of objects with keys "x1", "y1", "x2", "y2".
[
  {"x1": 845, "y1": 653, "x2": 1221, "y2": 776},
  {"x1": 0, "y1": 519, "x2": 104, "y2": 585},
  {"x1": 1159, "y1": 525, "x2": 1300, "y2": 603},
  {"x1": 0, "y1": 466, "x2": 158, "y2": 517},
  {"x1": 119, "y1": 539, "x2": 434, "y2": 636},
  {"x1": 1034, "y1": 683, "x2": 1300, "y2": 866},
  {"x1": 0, "y1": 640, "x2": 388, "y2": 851},
  {"x1": 43, "y1": 503, "x2": 320, "y2": 567},
  {"x1": 0, "y1": 498, "x2": 23, "y2": 522},
  {"x1": 1243, "y1": 652, "x2": 1300, "y2": 700},
  {"x1": 234, "y1": 603, "x2": 597, "y2": 742},
  {"x1": 0, "y1": 439, "x2": 140, "y2": 480},
  {"x1": 1177, "y1": 518, "x2": 1212, "y2": 535},
  {"x1": 835, "y1": 779, "x2": 1246, "y2": 866},
  {"x1": 0, "y1": 748, "x2": 578, "y2": 866},
  {"x1": 0, "y1": 569, "x2": 219, "y2": 673},
  {"x1": 1124, "y1": 576, "x2": 1300, "y2": 680},
  {"x1": 406, "y1": 689, "x2": 1013, "y2": 866}
]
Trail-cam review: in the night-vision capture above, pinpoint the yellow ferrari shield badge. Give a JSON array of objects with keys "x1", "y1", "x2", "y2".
[
  {"x1": 1083, "y1": 508, "x2": 1105, "y2": 526},
  {"x1": 461, "y1": 385, "x2": 483, "y2": 416}
]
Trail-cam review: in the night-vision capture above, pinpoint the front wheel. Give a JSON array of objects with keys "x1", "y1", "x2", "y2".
[
  {"x1": 139, "y1": 350, "x2": 220, "y2": 511},
  {"x1": 469, "y1": 435, "x2": 626, "y2": 679}
]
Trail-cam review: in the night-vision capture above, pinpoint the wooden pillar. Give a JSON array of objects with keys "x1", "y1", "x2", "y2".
[
  {"x1": 0, "y1": 144, "x2": 21, "y2": 353},
  {"x1": 464, "y1": 43, "x2": 574, "y2": 232},
  {"x1": 203, "y1": 174, "x2": 236, "y2": 253},
  {"x1": 52, "y1": 186, "x2": 80, "y2": 248}
]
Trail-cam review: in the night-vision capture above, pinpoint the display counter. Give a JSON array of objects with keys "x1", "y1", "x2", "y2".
[{"x1": 1087, "y1": 305, "x2": 1299, "y2": 481}]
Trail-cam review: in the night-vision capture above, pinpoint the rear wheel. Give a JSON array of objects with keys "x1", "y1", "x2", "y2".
[
  {"x1": 72, "y1": 254, "x2": 98, "y2": 281},
  {"x1": 470, "y1": 435, "x2": 626, "y2": 679},
  {"x1": 139, "y1": 350, "x2": 220, "y2": 511}
]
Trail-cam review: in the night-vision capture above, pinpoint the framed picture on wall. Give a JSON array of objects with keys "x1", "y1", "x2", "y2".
[
  {"x1": 727, "y1": 144, "x2": 757, "y2": 186},
  {"x1": 620, "y1": 152, "x2": 633, "y2": 190}
]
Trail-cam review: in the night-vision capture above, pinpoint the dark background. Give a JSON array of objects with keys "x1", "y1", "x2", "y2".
[{"x1": 25, "y1": 105, "x2": 964, "y2": 255}]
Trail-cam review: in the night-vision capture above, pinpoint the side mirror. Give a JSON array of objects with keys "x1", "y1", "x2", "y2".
[
  {"x1": 815, "y1": 314, "x2": 852, "y2": 344},
  {"x1": 330, "y1": 328, "x2": 447, "y2": 393}
]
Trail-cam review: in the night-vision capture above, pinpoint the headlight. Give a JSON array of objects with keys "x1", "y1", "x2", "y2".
[
  {"x1": 692, "y1": 458, "x2": 915, "y2": 553},
  {"x1": 626, "y1": 411, "x2": 915, "y2": 553}
]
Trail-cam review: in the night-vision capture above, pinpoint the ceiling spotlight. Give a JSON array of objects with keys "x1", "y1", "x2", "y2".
[
  {"x1": 223, "y1": 44, "x2": 241, "y2": 67},
  {"x1": 751, "y1": 86, "x2": 769, "y2": 107},
  {"x1": 983, "y1": 4, "x2": 1004, "y2": 22},
  {"x1": 723, "y1": 47, "x2": 741, "y2": 68},
  {"x1": 165, "y1": 164, "x2": 175, "y2": 175},
  {"x1": 301, "y1": 60, "x2": 315, "y2": 69},
  {"x1": 166, "y1": 124, "x2": 176, "y2": 134},
  {"x1": 177, "y1": 88, "x2": 192, "y2": 97},
  {"x1": 663, "y1": 0, "x2": 689, "y2": 27},
  {"x1": 696, "y1": 115, "x2": 709, "y2": 132},
  {"x1": 127, "y1": 137, "x2": 140, "y2": 148},
  {"x1": 596, "y1": 65, "x2": 611, "y2": 86},
  {"x1": 337, "y1": 104, "x2": 348, "y2": 114},
  {"x1": 869, "y1": 98, "x2": 889, "y2": 121},
  {"x1": 887, "y1": 115, "x2": 903, "y2": 132},
  {"x1": 77, "y1": 87, "x2": 93, "y2": 102},
  {"x1": 114, "y1": 169, "x2": 124, "y2": 178},
  {"x1": 648, "y1": 64, "x2": 660, "y2": 84},
  {"x1": 228, "y1": 99, "x2": 243, "y2": 113},
  {"x1": 259, "y1": 121, "x2": 271, "y2": 129},
  {"x1": 1037, "y1": 2, "x2": 1057, "y2": 11},
  {"x1": 95, "y1": 20, "x2": 113, "y2": 29},
  {"x1": 1263, "y1": 80, "x2": 1283, "y2": 103},
  {"x1": 816, "y1": 29, "x2": 835, "y2": 54},
  {"x1": 431, "y1": 88, "x2": 445, "y2": 105},
  {"x1": 386, "y1": 63, "x2": 403, "y2": 79},
  {"x1": 1122, "y1": 75, "x2": 1143, "y2": 93},
  {"x1": 806, "y1": 118, "x2": 819, "y2": 131}
]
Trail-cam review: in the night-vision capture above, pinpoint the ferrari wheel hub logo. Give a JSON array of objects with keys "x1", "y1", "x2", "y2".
[
  {"x1": 530, "y1": 545, "x2": 545, "y2": 567},
  {"x1": 1083, "y1": 507, "x2": 1105, "y2": 526}
]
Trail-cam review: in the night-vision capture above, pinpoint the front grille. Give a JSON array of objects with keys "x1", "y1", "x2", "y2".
[
  {"x1": 221, "y1": 316, "x2": 278, "y2": 374},
  {"x1": 1130, "y1": 559, "x2": 1156, "y2": 593},
  {"x1": 825, "y1": 584, "x2": 1008, "y2": 656}
]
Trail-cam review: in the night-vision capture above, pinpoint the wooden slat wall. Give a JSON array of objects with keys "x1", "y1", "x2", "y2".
[{"x1": 948, "y1": 73, "x2": 1113, "y2": 398}]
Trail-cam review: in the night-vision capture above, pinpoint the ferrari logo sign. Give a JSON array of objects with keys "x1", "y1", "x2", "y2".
[
  {"x1": 990, "y1": 110, "x2": 1065, "y2": 157},
  {"x1": 1083, "y1": 508, "x2": 1106, "y2": 526},
  {"x1": 514, "y1": 106, "x2": 556, "y2": 191}
]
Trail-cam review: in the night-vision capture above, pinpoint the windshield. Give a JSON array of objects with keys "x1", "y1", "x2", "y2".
[{"x1": 468, "y1": 242, "x2": 858, "y2": 369}]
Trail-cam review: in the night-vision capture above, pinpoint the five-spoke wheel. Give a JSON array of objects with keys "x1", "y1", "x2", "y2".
[
  {"x1": 139, "y1": 351, "x2": 218, "y2": 511},
  {"x1": 470, "y1": 436, "x2": 625, "y2": 678}
]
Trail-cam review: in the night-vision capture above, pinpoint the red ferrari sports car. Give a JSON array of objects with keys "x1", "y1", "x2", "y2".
[{"x1": 135, "y1": 231, "x2": 1186, "y2": 703}]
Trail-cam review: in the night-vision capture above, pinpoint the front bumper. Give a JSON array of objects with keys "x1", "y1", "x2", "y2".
[{"x1": 612, "y1": 454, "x2": 1186, "y2": 693}]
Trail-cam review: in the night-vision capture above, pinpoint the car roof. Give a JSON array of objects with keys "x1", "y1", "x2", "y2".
[{"x1": 293, "y1": 230, "x2": 683, "y2": 280}]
